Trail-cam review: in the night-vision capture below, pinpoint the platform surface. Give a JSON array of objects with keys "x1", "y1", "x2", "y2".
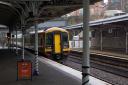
[
  {"x1": 0, "y1": 48, "x2": 111, "y2": 85},
  {"x1": 39, "y1": 57, "x2": 111, "y2": 85}
]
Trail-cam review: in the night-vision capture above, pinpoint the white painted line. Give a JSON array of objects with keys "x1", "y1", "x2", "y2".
[{"x1": 39, "y1": 57, "x2": 112, "y2": 85}]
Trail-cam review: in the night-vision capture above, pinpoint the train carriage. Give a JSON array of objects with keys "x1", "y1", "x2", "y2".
[
  {"x1": 43, "y1": 27, "x2": 70, "y2": 60},
  {"x1": 15, "y1": 27, "x2": 70, "y2": 60},
  {"x1": 29, "y1": 27, "x2": 70, "y2": 60}
]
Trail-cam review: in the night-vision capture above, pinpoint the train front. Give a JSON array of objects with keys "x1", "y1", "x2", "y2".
[{"x1": 45, "y1": 27, "x2": 70, "y2": 60}]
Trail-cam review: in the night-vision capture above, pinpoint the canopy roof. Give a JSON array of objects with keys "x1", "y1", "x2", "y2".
[{"x1": 0, "y1": 0, "x2": 101, "y2": 31}]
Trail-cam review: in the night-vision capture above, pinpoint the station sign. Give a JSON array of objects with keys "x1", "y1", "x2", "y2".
[{"x1": 17, "y1": 60, "x2": 32, "y2": 80}]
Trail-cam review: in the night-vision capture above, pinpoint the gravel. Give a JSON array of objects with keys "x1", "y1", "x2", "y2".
[{"x1": 64, "y1": 58, "x2": 128, "y2": 85}]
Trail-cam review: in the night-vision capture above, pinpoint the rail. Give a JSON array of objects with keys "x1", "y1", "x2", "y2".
[{"x1": 69, "y1": 51, "x2": 128, "y2": 78}]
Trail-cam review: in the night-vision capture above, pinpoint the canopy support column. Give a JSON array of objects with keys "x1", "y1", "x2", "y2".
[
  {"x1": 10, "y1": 32, "x2": 12, "y2": 51},
  {"x1": 22, "y1": 28, "x2": 25, "y2": 60},
  {"x1": 82, "y1": 0, "x2": 90, "y2": 85},
  {"x1": 33, "y1": 20, "x2": 39, "y2": 76},
  {"x1": 100, "y1": 29, "x2": 103, "y2": 51},
  {"x1": 12, "y1": 34, "x2": 14, "y2": 51},
  {"x1": 126, "y1": 32, "x2": 128, "y2": 54},
  {"x1": 16, "y1": 28, "x2": 18, "y2": 54},
  {"x1": 31, "y1": 1, "x2": 39, "y2": 76}
]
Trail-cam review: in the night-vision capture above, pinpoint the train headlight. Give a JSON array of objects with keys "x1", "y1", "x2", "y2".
[
  {"x1": 47, "y1": 47, "x2": 51, "y2": 49},
  {"x1": 63, "y1": 45, "x2": 69, "y2": 48},
  {"x1": 46, "y1": 45, "x2": 52, "y2": 48}
]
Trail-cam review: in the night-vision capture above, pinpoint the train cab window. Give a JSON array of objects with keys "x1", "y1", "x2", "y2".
[
  {"x1": 46, "y1": 33, "x2": 53, "y2": 46},
  {"x1": 62, "y1": 32, "x2": 69, "y2": 47}
]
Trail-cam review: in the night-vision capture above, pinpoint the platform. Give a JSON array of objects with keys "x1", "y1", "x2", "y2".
[{"x1": 0, "y1": 48, "x2": 111, "y2": 85}]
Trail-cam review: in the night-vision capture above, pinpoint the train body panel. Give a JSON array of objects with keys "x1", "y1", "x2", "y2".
[{"x1": 54, "y1": 34, "x2": 61, "y2": 53}]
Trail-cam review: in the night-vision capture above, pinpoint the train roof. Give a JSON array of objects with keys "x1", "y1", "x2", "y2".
[{"x1": 45, "y1": 27, "x2": 68, "y2": 33}]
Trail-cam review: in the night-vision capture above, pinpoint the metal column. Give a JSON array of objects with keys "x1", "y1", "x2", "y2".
[
  {"x1": 12, "y1": 34, "x2": 14, "y2": 51},
  {"x1": 8, "y1": 32, "x2": 11, "y2": 50},
  {"x1": 31, "y1": 2, "x2": 39, "y2": 75},
  {"x1": 12, "y1": 33, "x2": 14, "y2": 51},
  {"x1": 100, "y1": 29, "x2": 103, "y2": 51},
  {"x1": 16, "y1": 29, "x2": 18, "y2": 54},
  {"x1": 33, "y1": 20, "x2": 39, "y2": 75},
  {"x1": 9, "y1": 32, "x2": 12, "y2": 51},
  {"x1": 126, "y1": 32, "x2": 128, "y2": 54},
  {"x1": 22, "y1": 28, "x2": 25, "y2": 60},
  {"x1": 82, "y1": 0, "x2": 90, "y2": 85}
]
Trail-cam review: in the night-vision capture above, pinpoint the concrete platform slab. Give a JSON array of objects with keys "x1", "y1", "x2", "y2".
[
  {"x1": 0, "y1": 49, "x2": 81, "y2": 85},
  {"x1": 39, "y1": 57, "x2": 111, "y2": 85},
  {"x1": 0, "y1": 49, "x2": 111, "y2": 85}
]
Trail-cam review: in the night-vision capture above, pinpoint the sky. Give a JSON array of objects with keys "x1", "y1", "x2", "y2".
[{"x1": 104, "y1": 0, "x2": 108, "y2": 3}]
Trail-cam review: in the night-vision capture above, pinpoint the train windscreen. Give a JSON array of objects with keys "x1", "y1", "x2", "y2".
[{"x1": 46, "y1": 33, "x2": 53, "y2": 47}]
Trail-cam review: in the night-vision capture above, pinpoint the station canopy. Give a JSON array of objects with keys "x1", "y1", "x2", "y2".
[{"x1": 0, "y1": 0, "x2": 101, "y2": 31}]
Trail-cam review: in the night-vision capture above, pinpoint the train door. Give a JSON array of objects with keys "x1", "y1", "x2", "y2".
[{"x1": 54, "y1": 33, "x2": 61, "y2": 53}]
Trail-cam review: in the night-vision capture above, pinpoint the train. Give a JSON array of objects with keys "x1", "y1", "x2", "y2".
[{"x1": 28, "y1": 27, "x2": 70, "y2": 60}]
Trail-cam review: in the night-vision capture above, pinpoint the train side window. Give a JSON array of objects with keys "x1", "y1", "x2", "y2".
[{"x1": 46, "y1": 33, "x2": 53, "y2": 46}]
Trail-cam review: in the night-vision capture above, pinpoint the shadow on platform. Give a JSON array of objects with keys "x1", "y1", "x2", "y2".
[{"x1": 0, "y1": 49, "x2": 81, "y2": 85}]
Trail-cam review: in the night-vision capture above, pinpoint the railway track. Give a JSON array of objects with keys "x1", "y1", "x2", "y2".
[
  {"x1": 25, "y1": 47, "x2": 128, "y2": 78},
  {"x1": 23, "y1": 47, "x2": 128, "y2": 78},
  {"x1": 69, "y1": 51, "x2": 128, "y2": 78},
  {"x1": 24, "y1": 48, "x2": 128, "y2": 84}
]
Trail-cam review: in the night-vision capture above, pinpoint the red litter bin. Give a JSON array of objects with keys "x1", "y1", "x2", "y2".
[{"x1": 17, "y1": 60, "x2": 32, "y2": 80}]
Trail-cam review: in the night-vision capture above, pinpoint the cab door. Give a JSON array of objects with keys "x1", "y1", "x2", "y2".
[{"x1": 54, "y1": 34, "x2": 61, "y2": 53}]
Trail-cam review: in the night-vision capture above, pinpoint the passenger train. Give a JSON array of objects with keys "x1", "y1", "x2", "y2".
[{"x1": 29, "y1": 27, "x2": 70, "y2": 60}]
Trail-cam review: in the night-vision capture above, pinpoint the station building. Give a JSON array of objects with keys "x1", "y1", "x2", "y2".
[{"x1": 65, "y1": 14, "x2": 128, "y2": 54}]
